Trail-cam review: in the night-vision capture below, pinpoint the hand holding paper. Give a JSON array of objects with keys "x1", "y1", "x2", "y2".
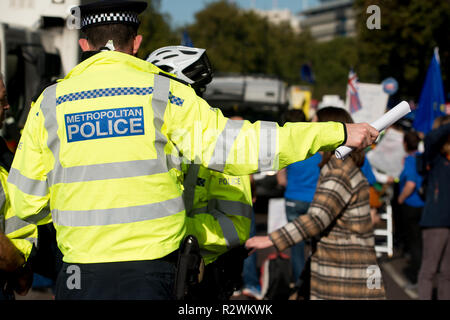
[{"x1": 336, "y1": 101, "x2": 411, "y2": 159}]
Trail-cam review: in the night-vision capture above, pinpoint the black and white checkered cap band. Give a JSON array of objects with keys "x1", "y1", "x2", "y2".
[{"x1": 81, "y1": 11, "x2": 139, "y2": 28}]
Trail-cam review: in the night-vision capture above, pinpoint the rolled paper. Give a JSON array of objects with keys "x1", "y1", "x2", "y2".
[{"x1": 335, "y1": 101, "x2": 411, "y2": 159}]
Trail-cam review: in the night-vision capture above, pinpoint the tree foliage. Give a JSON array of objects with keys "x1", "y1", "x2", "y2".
[
  {"x1": 136, "y1": 0, "x2": 450, "y2": 101},
  {"x1": 185, "y1": 1, "x2": 361, "y2": 99},
  {"x1": 186, "y1": 1, "x2": 313, "y2": 84},
  {"x1": 354, "y1": 0, "x2": 450, "y2": 99},
  {"x1": 137, "y1": 0, "x2": 180, "y2": 60}
]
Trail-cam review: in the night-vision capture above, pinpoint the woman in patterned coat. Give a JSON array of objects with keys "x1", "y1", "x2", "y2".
[{"x1": 246, "y1": 107, "x2": 386, "y2": 300}]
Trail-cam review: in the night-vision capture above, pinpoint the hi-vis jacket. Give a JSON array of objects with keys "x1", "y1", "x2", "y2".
[
  {"x1": 7, "y1": 51, "x2": 346, "y2": 264},
  {"x1": 1, "y1": 166, "x2": 37, "y2": 261},
  {"x1": 182, "y1": 163, "x2": 252, "y2": 265}
]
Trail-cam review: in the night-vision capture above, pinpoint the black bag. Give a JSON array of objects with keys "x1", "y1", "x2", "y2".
[
  {"x1": 295, "y1": 256, "x2": 311, "y2": 300},
  {"x1": 174, "y1": 235, "x2": 203, "y2": 300},
  {"x1": 189, "y1": 245, "x2": 249, "y2": 301},
  {"x1": 260, "y1": 252, "x2": 292, "y2": 300},
  {"x1": 293, "y1": 238, "x2": 317, "y2": 300}
]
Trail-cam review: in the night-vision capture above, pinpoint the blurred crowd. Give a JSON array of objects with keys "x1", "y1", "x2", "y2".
[{"x1": 242, "y1": 108, "x2": 450, "y2": 300}]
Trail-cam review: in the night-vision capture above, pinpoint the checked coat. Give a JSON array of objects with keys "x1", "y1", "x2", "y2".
[{"x1": 270, "y1": 156, "x2": 386, "y2": 300}]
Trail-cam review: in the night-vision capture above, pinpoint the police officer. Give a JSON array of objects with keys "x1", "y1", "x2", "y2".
[
  {"x1": 148, "y1": 46, "x2": 252, "y2": 300},
  {"x1": 7, "y1": 0, "x2": 379, "y2": 300},
  {"x1": 0, "y1": 74, "x2": 36, "y2": 299}
]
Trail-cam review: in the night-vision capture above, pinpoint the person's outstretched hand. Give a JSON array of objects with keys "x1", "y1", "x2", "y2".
[
  {"x1": 344, "y1": 123, "x2": 379, "y2": 150},
  {"x1": 245, "y1": 235, "x2": 274, "y2": 255}
]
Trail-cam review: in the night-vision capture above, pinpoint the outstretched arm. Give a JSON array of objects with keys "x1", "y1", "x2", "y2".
[
  {"x1": 345, "y1": 123, "x2": 379, "y2": 150},
  {"x1": 246, "y1": 166, "x2": 352, "y2": 252},
  {"x1": 166, "y1": 81, "x2": 379, "y2": 175}
]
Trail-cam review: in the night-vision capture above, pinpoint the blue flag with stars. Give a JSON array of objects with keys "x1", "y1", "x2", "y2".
[{"x1": 413, "y1": 48, "x2": 446, "y2": 134}]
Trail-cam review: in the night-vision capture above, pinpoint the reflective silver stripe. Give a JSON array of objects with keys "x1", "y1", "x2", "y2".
[
  {"x1": 0, "y1": 183, "x2": 4, "y2": 232},
  {"x1": 152, "y1": 74, "x2": 170, "y2": 163},
  {"x1": 0, "y1": 181, "x2": 5, "y2": 210},
  {"x1": 154, "y1": 76, "x2": 181, "y2": 173},
  {"x1": 42, "y1": 76, "x2": 174, "y2": 185},
  {"x1": 50, "y1": 159, "x2": 168, "y2": 184},
  {"x1": 41, "y1": 84, "x2": 62, "y2": 187},
  {"x1": 29, "y1": 205, "x2": 51, "y2": 224},
  {"x1": 4, "y1": 215, "x2": 30, "y2": 234},
  {"x1": 25, "y1": 237, "x2": 38, "y2": 246},
  {"x1": 40, "y1": 76, "x2": 184, "y2": 227},
  {"x1": 190, "y1": 197, "x2": 250, "y2": 249},
  {"x1": 211, "y1": 199, "x2": 252, "y2": 219},
  {"x1": 258, "y1": 121, "x2": 278, "y2": 171},
  {"x1": 7, "y1": 168, "x2": 49, "y2": 197},
  {"x1": 189, "y1": 207, "x2": 241, "y2": 248},
  {"x1": 53, "y1": 196, "x2": 184, "y2": 227},
  {"x1": 167, "y1": 154, "x2": 182, "y2": 172},
  {"x1": 208, "y1": 120, "x2": 244, "y2": 172},
  {"x1": 189, "y1": 200, "x2": 252, "y2": 219},
  {"x1": 183, "y1": 164, "x2": 200, "y2": 216},
  {"x1": 5, "y1": 222, "x2": 37, "y2": 246},
  {"x1": 210, "y1": 210, "x2": 240, "y2": 248},
  {"x1": 7, "y1": 206, "x2": 51, "y2": 227}
]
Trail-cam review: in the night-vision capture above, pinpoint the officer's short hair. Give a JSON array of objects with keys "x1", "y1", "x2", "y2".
[
  {"x1": 82, "y1": 24, "x2": 138, "y2": 51},
  {"x1": 284, "y1": 109, "x2": 306, "y2": 123}
]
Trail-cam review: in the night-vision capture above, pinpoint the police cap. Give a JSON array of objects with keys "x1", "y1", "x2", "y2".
[{"x1": 78, "y1": 0, "x2": 148, "y2": 30}]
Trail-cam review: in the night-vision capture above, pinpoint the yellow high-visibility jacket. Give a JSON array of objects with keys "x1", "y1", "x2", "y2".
[
  {"x1": 7, "y1": 51, "x2": 345, "y2": 264},
  {"x1": 182, "y1": 163, "x2": 252, "y2": 265},
  {"x1": 1, "y1": 166, "x2": 38, "y2": 261}
]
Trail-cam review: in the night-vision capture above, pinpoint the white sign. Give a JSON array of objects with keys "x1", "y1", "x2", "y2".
[
  {"x1": 267, "y1": 198, "x2": 288, "y2": 233},
  {"x1": 346, "y1": 82, "x2": 389, "y2": 124},
  {"x1": 0, "y1": 0, "x2": 80, "y2": 29},
  {"x1": 336, "y1": 101, "x2": 411, "y2": 159}
]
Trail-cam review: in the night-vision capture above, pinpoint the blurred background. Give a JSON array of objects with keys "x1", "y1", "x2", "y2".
[{"x1": 1, "y1": 0, "x2": 449, "y2": 300}]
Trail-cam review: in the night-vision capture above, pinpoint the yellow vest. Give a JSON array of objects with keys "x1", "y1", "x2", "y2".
[
  {"x1": 183, "y1": 163, "x2": 252, "y2": 265},
  {"x1": 7, "y1": 51, "x2": 345, "y2": 264},
  {"x1": 1, "y1": 166, "x2": 38, "y2": 261}
]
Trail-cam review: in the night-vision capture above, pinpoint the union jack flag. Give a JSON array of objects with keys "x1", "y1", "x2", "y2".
[{"x1": 347, "y1": 69, "x2": 362, "y2": 113}]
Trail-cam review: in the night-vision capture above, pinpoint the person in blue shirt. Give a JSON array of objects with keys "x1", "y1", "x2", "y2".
[
  {"x1": 361, "y1": 157, "x2": 377, "y2": 186},
  {"x1": 277, "y1": 109, "x2": 320, "y2": 288},
  {"x1": 397, "y1": 131, "x2": 424, "y2": 284},
  {"x1": 418, "y1": 116, "x2": 450, "y2": 300},
  {"x1": 277, "y1": 109, "x2": 382, "y2": 290}
]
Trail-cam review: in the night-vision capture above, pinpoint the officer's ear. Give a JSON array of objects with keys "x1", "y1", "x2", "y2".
[
  {"x1": 132, "y1": 35, "x2": 143, "y2": 55},
  {"x1": 79, "y1": 38, "x2": 91, "y2": 52}
]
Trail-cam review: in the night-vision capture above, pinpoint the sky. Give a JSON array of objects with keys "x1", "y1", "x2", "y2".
[{"x1": 159, "y1": 0, "x2": 320, "y2": 28}]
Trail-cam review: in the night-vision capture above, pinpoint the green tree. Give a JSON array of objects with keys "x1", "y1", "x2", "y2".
[
  {"x1": 137, "y1": 0, "x2": 179, "y2": 60},
  {"x1": 308, "y1": 37, "x2": 359, "y2": 99},
  {"x1": 354, "y1": 0, "x2": 450, "y2": 99},
  {"x1": 186, "y1": 1, "x2": 312, "y2": 84}
]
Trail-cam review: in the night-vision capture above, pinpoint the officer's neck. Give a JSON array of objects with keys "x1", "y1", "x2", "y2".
[{"x1": 80, "y1": 49, "x2": 135, "y2": 62}]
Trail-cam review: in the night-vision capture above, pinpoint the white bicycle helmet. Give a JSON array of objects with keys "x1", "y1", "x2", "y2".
[{"x1": 147, "y1": 46, "x2": 213, "y2": 94}]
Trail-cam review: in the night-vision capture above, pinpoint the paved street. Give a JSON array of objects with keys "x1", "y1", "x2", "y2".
[
  {"x1": 16, "y1": 211, "x2": 419, "y2": 301},
  {"x1": 231, "y1": 212, "x2": 419, "y2": 300}
]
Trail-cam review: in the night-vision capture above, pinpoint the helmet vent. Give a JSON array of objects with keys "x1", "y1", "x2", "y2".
[
  {"x1": 156, "y1": 50, "x2": 172, "y2": 56},
  {"x1": 163, "y1": 54, "x2": 178, "y2": 59},
  {"x1": 180, "y1": 50, "x2": 197, "y2": 55}
]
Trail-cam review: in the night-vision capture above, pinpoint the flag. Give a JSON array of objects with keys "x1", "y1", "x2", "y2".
[
  {"x1": 346, "y1": 69, "x2": 362, "y2": 113},
  {"x1": 181, "y1": 30, "x2": 193, "y2": 47},
  {"x1": 413, "y1": 47, "x2": 446, "y2": 134},
  {"x1": 300, "y1": 63, "x2": 315, "y2": 83}
]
